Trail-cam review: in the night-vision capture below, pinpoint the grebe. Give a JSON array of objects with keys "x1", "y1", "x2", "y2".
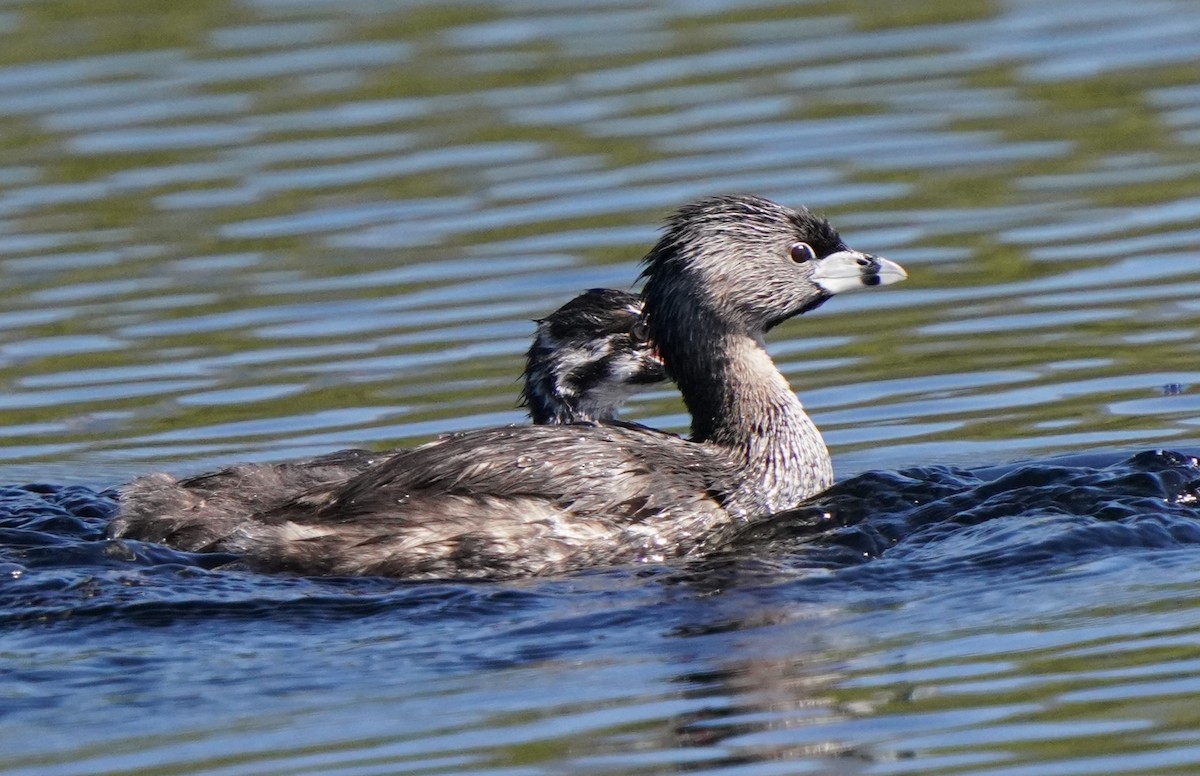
[
  {"x1": 521, "y1": 287, "x2": 664, "y2": 425},
  {"x1": 114, "y1": 289, "x2": 665, "y2": 548},
  {"x1": 111, "y1": 195, "x2": 906, "y2": 579}
]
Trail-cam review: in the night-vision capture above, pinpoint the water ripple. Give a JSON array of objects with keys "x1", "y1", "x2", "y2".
[{"x1": 3, "y1": 0, "x2": 1200, "y2": 773}]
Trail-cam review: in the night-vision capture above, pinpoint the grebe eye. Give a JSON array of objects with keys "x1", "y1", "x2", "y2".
[
  {"x1": 790, "y1": 242, "x2": 816, "y2": 263},
  {"x1": 856, "y1": 257, "x2": 871, "y2": 267},
  {"x1": 630, "y1": 319, "x2": 649, "y2": 344}
]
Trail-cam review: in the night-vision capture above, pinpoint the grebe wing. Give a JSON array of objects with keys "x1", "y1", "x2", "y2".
[
  {"x1": 275, "y1": 423, "x2": 731, "y2": 525},
  {"x1": 229, "y1": 424, "x2": 738, "y2": 578}
]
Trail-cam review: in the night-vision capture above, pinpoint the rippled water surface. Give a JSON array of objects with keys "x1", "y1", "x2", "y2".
[{"x1": 4, "y1": 0, "x2": 1200, "y2": 773}]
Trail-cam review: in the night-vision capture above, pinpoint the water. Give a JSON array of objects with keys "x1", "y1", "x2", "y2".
[{"x1": 2, "y1": 0, "x2": 1200, "y2": 772}]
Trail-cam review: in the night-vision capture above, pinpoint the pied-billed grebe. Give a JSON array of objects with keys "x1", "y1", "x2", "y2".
[
  {"x1": 110, "y1": 195, "x2": 906, "y2": 579},
  {"x1": 522, "y1": 287, "x2": 664, "y2": 424},
  {"x1": 114, "y1": 288, "x2": 665, "y2": 548}
]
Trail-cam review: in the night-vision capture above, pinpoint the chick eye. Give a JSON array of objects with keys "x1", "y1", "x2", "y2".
[
  {"x1": 630, "y1": 319, "x2": 649, "y2": 344},
  {"x1": 790, "y1": 242, "x2": 816, "y2": 263}
]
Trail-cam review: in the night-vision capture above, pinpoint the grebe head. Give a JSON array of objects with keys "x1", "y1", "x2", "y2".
[
  {"x1": 640, "y1": 195, "x2": 906, "y2": 367},
  {"x1": 520, "y1": 288, "x2": 666, "y2": 425}
]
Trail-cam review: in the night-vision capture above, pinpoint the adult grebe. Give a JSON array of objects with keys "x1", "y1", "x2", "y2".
[
  {"x1": 110, "y1": 195, "x2": 905, "y2": 579},
  {"x1": 114, "y1": 289, "x2": 665, "y2": 548}
]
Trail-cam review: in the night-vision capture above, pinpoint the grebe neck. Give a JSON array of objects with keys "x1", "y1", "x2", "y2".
[{"x1": 649, "y1": 301, "x2": 833, "y2": 514}]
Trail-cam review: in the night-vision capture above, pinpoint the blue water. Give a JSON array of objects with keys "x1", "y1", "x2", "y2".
[
  {"x1": 5, "y1": 450, "x2": 1200, "y2": 773},
  {"x1": 3, "y1": 0, "x2": 1200, "y2": 772}
]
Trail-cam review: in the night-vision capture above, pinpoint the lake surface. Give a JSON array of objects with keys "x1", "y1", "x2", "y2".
[{"x1": 3, "y1": 0, "x2": 1200, "y2": 773}]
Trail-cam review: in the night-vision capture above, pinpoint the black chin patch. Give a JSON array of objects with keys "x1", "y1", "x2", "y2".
[
  {"x1": 797, "y1": 293, "x2": 832, "y2": 315},
  {"x1": 863, "y1": 273, "x2": 881, "y2": 287},
  {"x1": 766, "y1": 292, "x2": 831, "y2": 330}
]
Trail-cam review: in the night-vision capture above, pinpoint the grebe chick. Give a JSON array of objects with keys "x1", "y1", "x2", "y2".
[
  {"x1": 114, "y1": 289, "x2": 666, "y2": 549},
  {"x1": 521, "y1": 288, "x2": 664, "y2": 424},
  {"x1": 111, "y1": 195, "x2": 906, "y2": 579}
]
